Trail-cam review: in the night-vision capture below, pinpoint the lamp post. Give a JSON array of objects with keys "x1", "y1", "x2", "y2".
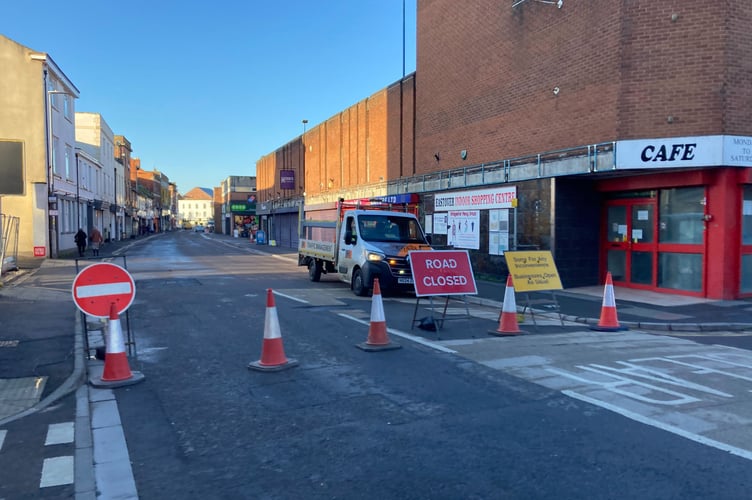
[
  {"x1": 46, "y1": 90, "x2": 71, "y2": 258},
  {"x1": 301, "y1": 119, "x2": 308, "y2": 197}
]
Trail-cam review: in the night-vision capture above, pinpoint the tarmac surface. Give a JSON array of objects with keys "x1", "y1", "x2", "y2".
[{"x1": 1, "y1": 231, "x2": 751, "y2": 497}]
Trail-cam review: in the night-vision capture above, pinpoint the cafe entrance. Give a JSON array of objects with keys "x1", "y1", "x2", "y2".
[{"x1": 602, "y1": 196, "x2": 658, "y2": 289}]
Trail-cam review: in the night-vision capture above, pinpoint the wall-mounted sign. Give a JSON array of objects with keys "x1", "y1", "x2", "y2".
[
  {"x1": 434, "y1": 186, "x2": 517, "y2": 211},
  {"x1": 280, "y1": 170, "x2": 295, "y2": 190},
  {"x1": 615, "y1": 135, "x2": 752, "y2": 169}
]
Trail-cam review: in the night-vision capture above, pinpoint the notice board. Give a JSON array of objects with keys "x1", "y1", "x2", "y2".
[{"x1": 504, "y1": 251, "x2": 563, "y2": 292}]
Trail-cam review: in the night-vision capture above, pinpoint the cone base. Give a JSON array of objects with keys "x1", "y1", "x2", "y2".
[
  {"x1": 589, "y1": 324, "x2": 629, "y2": 332},
  {"x1": 248, "y1": 358, "x2": 299, "y2": 372},
  {"x1": 488, "y1": 329, "x2": 525, "y2": 337},
  {"x1": 356, "y1": 341, "x2": 401, "y2": 352},
  {"x1": 90, "y1": 371, "x2": 145, "y2": 388}
]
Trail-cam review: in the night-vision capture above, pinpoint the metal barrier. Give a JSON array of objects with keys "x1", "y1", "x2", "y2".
[{"x1": 0, "y1": 214, "x2": 19, "y2": 279}]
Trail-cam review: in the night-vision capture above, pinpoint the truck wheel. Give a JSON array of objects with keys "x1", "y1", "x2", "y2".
[
  {"x1": 352, "y1": 269, "x2": 370, "y2": 296},
  {"x1": 308, "y1": 259, "x2": 322, "y2": 282}
]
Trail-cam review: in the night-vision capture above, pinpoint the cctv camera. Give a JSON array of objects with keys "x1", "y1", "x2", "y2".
[{"x1": 553, "y1": 87, "x2": 560, "y2": 95}]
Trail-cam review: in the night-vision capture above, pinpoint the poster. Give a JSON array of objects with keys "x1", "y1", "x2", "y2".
[
  {"x1": 433, "y1": 213, "x2": 448, "y2": 235},
  {"x1": 447, "y1": 210, "x2": 479, "y2": 249},
  {"x1": 488, "y1": 209, "x2": 509, "y2": 255}
]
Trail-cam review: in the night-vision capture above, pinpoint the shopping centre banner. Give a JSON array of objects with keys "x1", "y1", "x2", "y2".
[{"x1": 434, "y1": 186, "x2": 517, "y2": 211}]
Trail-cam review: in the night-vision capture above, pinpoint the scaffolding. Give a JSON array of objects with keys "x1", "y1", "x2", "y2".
[{"x1": 0, "y1": 213, "x2": 19, "y2": 280}]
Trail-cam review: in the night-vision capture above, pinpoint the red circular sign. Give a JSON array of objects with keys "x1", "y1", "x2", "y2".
[{"x1": 71, "y1": 263, "x2": 136, "y2": 318}]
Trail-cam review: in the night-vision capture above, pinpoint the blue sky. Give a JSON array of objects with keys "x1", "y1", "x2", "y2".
[{"x1": 4, "y1": 1, "x2": 416, "y2": 193}]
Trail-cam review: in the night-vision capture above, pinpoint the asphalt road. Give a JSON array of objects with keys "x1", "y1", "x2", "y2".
[{"x1": 108, "y1": 231, "x2": 752, "y2": 499}]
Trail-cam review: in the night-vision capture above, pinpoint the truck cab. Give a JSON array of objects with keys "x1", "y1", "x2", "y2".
[
  {"x1": 298, "y1": 199, "x2": 432, "y2": 296},
  {"x1": 339, "y1": 210, "x2": 431, "y2": 295}
]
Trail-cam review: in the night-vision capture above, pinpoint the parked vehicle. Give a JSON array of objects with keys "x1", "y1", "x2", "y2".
[
  {"x1": 298, "y1": 199, "x2": 432, "y2": 296},
  {"x1": 194, "y1": 225, "x2": 204, "y2": 233}
]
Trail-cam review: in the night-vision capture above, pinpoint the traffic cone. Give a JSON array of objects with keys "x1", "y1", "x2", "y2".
[
  {"x1": 590, "y1": 272, "x2": 627, "y2": 331},
  {"x1": 90, "y1": 303, "x2": 145, "y2": 388},
  {"x1": 489, "y1": 275, "x2": 523, "y2": 336},
  {"x1": 248, "y1": 289, "x2": 299, "y2": 371},
  {"x1": 356, "y1": 278, "x2": 401, "y2": 351}
]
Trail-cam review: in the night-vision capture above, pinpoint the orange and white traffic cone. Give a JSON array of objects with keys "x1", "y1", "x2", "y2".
[
  {"x1": 489, "y1": 275, "x2": 523, "y2": 336},
  {"x1": 90, "y1": 303, "x2": 145, "y2": 388},
  {"x1": 590, "y1": 272, "x2": 627, "y2": 331},
  {"x1": 248, "y1": 289, "x2": 299, "y2": 371},
  {"x1": 356, "y1": 278, "x2": 401, "y2": 351}
]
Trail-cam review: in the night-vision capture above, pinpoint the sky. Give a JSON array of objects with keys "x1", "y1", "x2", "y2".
[{"x1": 3, "y1": 1, "x2": 416, "y2": 194}]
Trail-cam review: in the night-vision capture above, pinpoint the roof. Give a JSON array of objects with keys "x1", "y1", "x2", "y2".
[{"x1": 182, "y1": 187, "x2": 213, "y2": 200}]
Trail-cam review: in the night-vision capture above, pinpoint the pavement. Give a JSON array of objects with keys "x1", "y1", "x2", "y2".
[{"x1": 0, "y1": 231, "x2": 751, "y2": 497}]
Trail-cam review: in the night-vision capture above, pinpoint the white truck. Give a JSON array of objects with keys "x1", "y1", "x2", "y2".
[{"x1": 298, "y1": 199, "x2": 432, "y2": 296}]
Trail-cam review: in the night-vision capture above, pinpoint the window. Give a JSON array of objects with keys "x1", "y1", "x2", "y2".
[
  {"x1": 65, "y1": 146, "x2": 71, "y2": 179},
  {"x1": 52, "y1": 136, "x2": 59, "y2": 176},
  {"x1": 63, "y1": 95, "x2": 71, "y2": 119},
  {"x1": 659, "y1": 187, "x2": 705, "y2": 244},
  {"x1": 742, "y1": 186, "x2": 752, "y2": 293}
]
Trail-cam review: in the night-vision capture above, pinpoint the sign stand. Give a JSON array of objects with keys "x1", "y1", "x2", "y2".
[
  {"x1": 408, "y1": 249, "x2": 477, "y2": 333},
  {"x1": 522, "y1": 291, "x2": 564, "y2": 327},
  {"x1": 411, "y1": 295, "x2": 472, "y2": 332},
  {"x1": 74, "y1": 256, "x2": 137, "y2": 361},
  {"x1": 504, "y1": 250, "x2": 565, "y2": 331}
]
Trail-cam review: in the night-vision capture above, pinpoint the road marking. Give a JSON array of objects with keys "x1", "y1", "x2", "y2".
[
  {"x1": 39, "y1": 456, "x2": 74, "y2": 487},
  {"x1": 272, "y1": 290, "x2": 309, "y2": 304},
  {"x1": 564, "y1": 390, "x2": 752, "y2": 461},
  {"x1": 0, "y1": 429, "x2": 6, "y2": 451},
  {"x1": 338, "y1": 313, "x2": 457, "y2": 354},
  {"x1": 45, "y1": 422, "x2": 74, "y2": 446}
]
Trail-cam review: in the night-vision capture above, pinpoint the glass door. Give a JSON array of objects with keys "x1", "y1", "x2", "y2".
[{"x1": 603, "y1": 199, "x2": 657, "y2": 288}]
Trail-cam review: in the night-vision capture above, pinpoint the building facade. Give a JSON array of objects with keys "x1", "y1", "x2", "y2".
[
  {"x1": 0, "y1": 35, "x2": 80, "y2": 260},
  {"x1": 256, "y1": 0, "x2": 752, "y2": 299}
]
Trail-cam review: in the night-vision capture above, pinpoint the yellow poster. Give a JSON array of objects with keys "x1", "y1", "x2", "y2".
[{"x1": 504, "y1": 251, "x2": 563, "y2": 291}]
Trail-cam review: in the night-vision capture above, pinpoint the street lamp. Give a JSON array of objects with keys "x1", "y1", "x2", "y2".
[{"x1": 46, "y1": 90, "x2": 72, "y2": 258}]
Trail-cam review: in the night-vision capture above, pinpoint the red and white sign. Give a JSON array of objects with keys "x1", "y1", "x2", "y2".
[
  {"x1": 72, "y1": 263, "x2": 136, "y2": 318},
  {"x1": 33, "y1": 246, "x2": 46, "y2": 257},
  {"x1": 408, "y1": 250, "x2": 477, "y2": 297}
]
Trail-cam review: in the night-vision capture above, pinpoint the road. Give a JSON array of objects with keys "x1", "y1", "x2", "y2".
[{"x1": 105, "y1": 231, "x2": 752, "y2": 499}]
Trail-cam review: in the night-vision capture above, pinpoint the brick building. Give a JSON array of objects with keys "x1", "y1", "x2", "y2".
[{"x1": 256, "y1": 0, "x2": 752, "y2": 299}]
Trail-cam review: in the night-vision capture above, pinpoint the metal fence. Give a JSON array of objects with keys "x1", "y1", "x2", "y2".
[{"x1": 1, "y1": 213, "x2": 20, "y2": 279}]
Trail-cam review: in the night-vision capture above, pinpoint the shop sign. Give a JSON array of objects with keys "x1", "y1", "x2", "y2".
[
  {"x1": 230, "y1": 202, "x2": 256, "y2": 212},
  {"x1": 616, "y1": 134, "x2": 752, "y2": 169},
  {"x1": 434, "y1": 186, "x2": 517, "y2": 211},
  {"x1": 280, "y1": 170, "x2": 295, "y2": 190}
]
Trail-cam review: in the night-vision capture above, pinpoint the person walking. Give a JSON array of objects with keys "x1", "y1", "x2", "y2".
[
  {"x1": 74, "y1": 228, "x2": 87, "y2": 257},
  {"x1": 89, "y1": 226, "x2": 103, "y2": 256}
]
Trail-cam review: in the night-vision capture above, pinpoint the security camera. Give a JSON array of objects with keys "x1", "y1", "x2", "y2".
[
  {"x1": 557, "y1": 0, "x2": 563, "y2": 8},
  {"x1": 553, "y1": 87, "x2": 560, "y2": 95}
]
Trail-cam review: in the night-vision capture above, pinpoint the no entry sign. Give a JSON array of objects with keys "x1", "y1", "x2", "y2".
[
  {"x1": 408, "y1": 250, "x2": 477, "y2": 297},
  {"x1": 72, "y1": 263, "x2": 136, "y2": 318}
]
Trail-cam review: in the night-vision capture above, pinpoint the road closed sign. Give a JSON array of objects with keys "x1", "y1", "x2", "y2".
[
  {"x1": 408, "y1": 250, "x2": 477, "y2": 297},
  {"x1": 72, "y1": 263, "x2": 136, "y2": 318}
]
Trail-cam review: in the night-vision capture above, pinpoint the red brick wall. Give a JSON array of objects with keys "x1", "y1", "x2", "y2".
[
  {"x1": 415, "y1": 0, "x2": 751, "y2": 175},
  {"x1": 258, "y1": 85, "x2": 417, "y2": 202}
]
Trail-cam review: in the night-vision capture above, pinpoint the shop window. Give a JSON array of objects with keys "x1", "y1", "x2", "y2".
[
  {"x1": 658, "y1": 187, "x2": 705, "y2": 244},
  {"x1": 658, "y1": 252, "x2": 702, "y2": 291},
  {"x1": 741, "y1": 186, "x2": 752, "y2": 293}
]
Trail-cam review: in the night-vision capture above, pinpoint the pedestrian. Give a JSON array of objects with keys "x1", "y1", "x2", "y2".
[
  {"x1": 74, "y1": 228, "x2": 87, "y2": 257},
  {"x1": 89, "y1": 226, "x2": 103, "y2": 256}
]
